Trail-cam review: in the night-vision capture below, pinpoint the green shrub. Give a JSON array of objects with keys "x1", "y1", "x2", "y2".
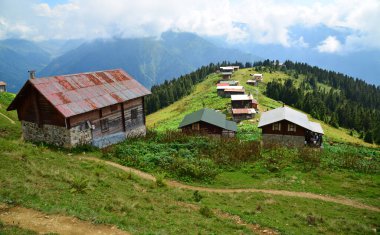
[
  {"x1": 261, "y1": 148, "x2": 297, "y2": 172},
  {"x1": 155, "y1": 174, "x2": 166, "y2": 187},
  {"x1": 111, "y1": 131, "x2": 261, "y2": 181},
  {"x1": 70, "y1": 176, "x2": 90, "y2": 193},
  {"x1": 199, "y1": 206, "x2": 213, "y2": 218},
  {"x1": 297, "y1": 148, "x2": 321, "y2": 172},
  {"x1": 193, "y1": 191, "x2": 203, "y2": 202}
]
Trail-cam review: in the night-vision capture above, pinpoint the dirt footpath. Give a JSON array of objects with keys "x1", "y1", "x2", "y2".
[
  {"x1": 83, "y1": 156, "x2": 380, "y2": 213},
  {"x1": 0, "y1": 203, "x2": 130, "y2": 235}
]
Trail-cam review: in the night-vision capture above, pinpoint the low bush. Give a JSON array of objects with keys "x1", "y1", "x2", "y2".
[
  {"x1": 199, "y1": 206, "x2": 213, "y2": 218},
  {"x1": 110, "y1": 131, "x2": 261, "y2": 181},
  {"x1": 193, "y1": 191, "x2": 203, "y2": 202}
]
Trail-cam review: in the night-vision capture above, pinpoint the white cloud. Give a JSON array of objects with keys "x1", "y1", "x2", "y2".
[
  {"x1": 293, "y1": 36, "x2": 309, "y2": 48},
  {"x1": 317, "y1": 36, "x2": 342, "y2": 53},
  {"x1": 0, "y1": 0, "x2": 379, "y2": 53}
]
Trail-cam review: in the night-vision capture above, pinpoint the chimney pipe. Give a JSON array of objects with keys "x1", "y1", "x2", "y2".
[{"x1": 28, "y1": 70, "x2": 36, "y2": 79}]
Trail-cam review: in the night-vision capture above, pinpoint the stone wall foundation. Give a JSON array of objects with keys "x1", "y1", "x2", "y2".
[
  {"x1": 22, "y1": 121, "x2": 71, "y2": 147},
  {"x1": 262, "y1": 134, "x2": 305, "y2": 148}
]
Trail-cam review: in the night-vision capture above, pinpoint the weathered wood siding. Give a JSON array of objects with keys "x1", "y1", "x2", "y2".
[
  {"x1": 181, "y1": 121, "x2": 225, "y2": 135},
  {"x1": 231, "y1": 100, "x2": 254, "y2": 109},
  {"x1": 232, "y1": 113, "x2": 254, "y2": 122},
  {"x1": 218, "y1": 90, "x2": 245, "y2": 98},
  {"x1": 17, "y1": 86, "x2": 65, "y2": 127},
  {"x1": 261, "y1": 120, "x2": 305, "y2": 137},
  {"x1": 92, "y1": 111, "x2": 123, "y2": 139}
]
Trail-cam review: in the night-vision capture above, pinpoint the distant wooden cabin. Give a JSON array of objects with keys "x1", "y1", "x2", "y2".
[
  {"x1": 231, "y1": 108, "x2": 256, "y2": 122},
  {"x1": 258, "y1": 106, "x2": 324, "y2": 147},
  {"x1": 221, "y1": 72, "x2": 232, "y2": 80},
  {"x1": 251, "y1": 74, "x2": 263, "y2": 82},
  {"x1": 0, "y1": 81, "x2": 6, "y2": 92},
  {"x1": 246, "y1": 80, "x2": 257, "y2": 86},
  {"x1": 217, "y1": 86, "x2": 245, "y2": 98},
  {"x1": 232, "y1": 66, "x2": 240, "y2": 71},
  {"x1": 231, "y1": 94, "x2": 258, "y2": 121},
  {"x1": 217, "y1": 80, "x2": 239, "y2": 86},
  {"x1": 7, "y1": 69, "x2": 151, "y2": 148},
  {"x1": 179, "y1": 108, "x2": 237, "y2": 137},
  {"x1": 220, "y1": 66, "x2": 234, "y2": 73},
  {"x1": 231, "y1": 94, "x2": 258, "y2": 109}
]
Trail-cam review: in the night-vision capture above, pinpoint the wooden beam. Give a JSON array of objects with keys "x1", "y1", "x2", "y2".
[
  {"x1": 142, "y1": 97, "x2": 146, "y2": 125},
  {"x1": 121, "y1": 103, "x2": 126, "y2": 132},
  {"x1": 67, "y1": 117, "x2": 71, "y2": 129},
  {"x1": 33, "y1": 89, "x2": 42, "y2": 127}
]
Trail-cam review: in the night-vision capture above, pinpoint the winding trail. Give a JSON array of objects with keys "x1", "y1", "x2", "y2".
[
  {"x1": 176, "y1": 201, "x2": 279, "y2": 235},
  {"x1": 0, "y1": 203, "x2": 130, "y2": 235},
  {"x1": 82, "y1": 156, "x2": 380, "y2": 213},
  {"x1": 0, "y1": 112, "x2": 15, "y2": 124}
]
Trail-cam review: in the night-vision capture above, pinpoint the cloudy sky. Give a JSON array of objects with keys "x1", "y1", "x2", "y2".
[{"x1": 1, "y1": 0, "x2": 379, "y2": 54}]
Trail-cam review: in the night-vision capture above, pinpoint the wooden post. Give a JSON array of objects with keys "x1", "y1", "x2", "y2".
[
  {"x1": 33, "y1": 89, "x2": 42, "y2": 127},
  {"x1": 67, "y1": 117, "x2": 71, "y2": 129},
  {"x1": 142, "y1": 97, "x2": 146, "y2": 125},
  {"x1": 121, "y1": 103, "x2": 126, "y2": 132}
]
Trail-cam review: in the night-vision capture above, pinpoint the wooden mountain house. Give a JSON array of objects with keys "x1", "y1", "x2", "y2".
[
  {"x1": 0, "y1": 81, "x2": 6, "y2": 92},
  {"x1": 179, "y1": 108, "x2": 237, "y2": 137},
  {"x1": 7, "y1": 69, "x2": 151, "y2": 148},
  {"x1": 230, "y1": 94, "x2": 258, "y2": 121},
  {"x1": 258, "y1": 106, "x2": 324, "y2": 147},
  {"x1": 217, "y1": 86, "x2": 245, "y2": 97}
]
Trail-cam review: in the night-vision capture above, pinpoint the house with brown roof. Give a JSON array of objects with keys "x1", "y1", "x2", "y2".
[
  {"x1": 7, "y1": 69, "x2": 151, "y2": 148},
  {"x1": 0, "y1": 81, "x2": 6, "y2": 92},
  {"x1": 230, "y1": 94, "x2": 258, "y2": 121},
  {"x1": 246, "y1": 79, "x2": 257, "y2": 86},
  {"x1": 217, "y1": 86, "x2": 245, "y2": 97},
  {"x1": 251, "y1": 74, "x2": 263, "y2": 82}
]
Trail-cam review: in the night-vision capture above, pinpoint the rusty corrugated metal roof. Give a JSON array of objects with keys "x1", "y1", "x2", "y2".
[
  {"x1": 29, "y1": 69, "x2": 151, "y2": 118},
  {"x1": 217, "y1": 83, "x2": 230, "y2": 86},
  {"x1": 232, "y1": 108, "x2": 256, "y2": 114},
  {"x1": 224, "y1": 88, "x2": 245, "y2": 92}
]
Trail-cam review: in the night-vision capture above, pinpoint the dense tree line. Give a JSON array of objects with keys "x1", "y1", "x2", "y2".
[
  {"x1": 145, "y1": 58, "x2": 379, "y2": 144},
  {"x1": 145, "y1": 61, "x2": 245, "y2": 114},
  {"x1": 263, "y1": 60, "x2": 380, "y2": 144}
]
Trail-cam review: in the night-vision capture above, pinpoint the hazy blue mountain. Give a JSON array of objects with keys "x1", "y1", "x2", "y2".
[
  {"x1": 0, "y1": 39, "x2": 51, "y2": 92},
  {"x1": 235, "y1": 44, "x2": 380, "y2": 86},
  {"x1": 36, "y1": 39, "x2": 85, "y2": 58},
  {"x1": 213, "y1": 25, "x2": 380, "y2": 86},
  {"x1": 5, "y1": 30, "x2": 377, "y2": 92},
  {"x1": 40, "y1": 31, "x2": 257, "y2": 88}
]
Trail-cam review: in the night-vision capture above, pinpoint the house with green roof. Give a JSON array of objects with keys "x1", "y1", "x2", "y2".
[{"x1": 178, "y1": 108, "x2": 237, "y2": 137}]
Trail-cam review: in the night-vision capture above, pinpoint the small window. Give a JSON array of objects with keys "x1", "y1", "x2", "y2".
[
  {"x1": 131, "y1": 108, "x2": 138, "y2": 120},
  {"x1": 192, "y1": 123, "x2": 200, "y2": 130},
  {"x1": 288, "y1": 123, "x2": 296, "y2": 132},
  {"x1": 272, "y1": 123, "x2": 281, "y2": 131},
  {"x1": 100, "y1": 118, "x2": 109, "y2": 132}
]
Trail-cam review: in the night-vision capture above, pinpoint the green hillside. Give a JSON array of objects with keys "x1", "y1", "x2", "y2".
[
  {"x1": 1, "y1": 81, "x2": 380, "y2": 235},
  {"x1": 146, "y1": 68, "x2": 375, "y2": 147},
  {"x1": 0, "y1": 92, "x2": 21, "y2": 140}
]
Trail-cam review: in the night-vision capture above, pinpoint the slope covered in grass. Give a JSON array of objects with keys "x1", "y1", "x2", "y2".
[
  {"x1": 0, "y1": 92, "x2": 21, "y2": 140},
  {"x1": 146, "y1": 68, "x2": 376, "y2": 147}
]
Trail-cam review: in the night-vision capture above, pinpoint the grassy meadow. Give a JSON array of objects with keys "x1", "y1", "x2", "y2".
[
  {"x1": 146, "y1": 68, "x2": 376, "y2": 146},
  {"x1": 0, "y1": 132, "x2": 379, "y2": 234},
  {"x1": 0, "y1": 68, "x2": 379, "y2": 235}
]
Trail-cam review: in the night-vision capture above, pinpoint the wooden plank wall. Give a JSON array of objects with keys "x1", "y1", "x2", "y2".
[{"x1": 18, "y1": 87, "x2": 65, "y2": 127}]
